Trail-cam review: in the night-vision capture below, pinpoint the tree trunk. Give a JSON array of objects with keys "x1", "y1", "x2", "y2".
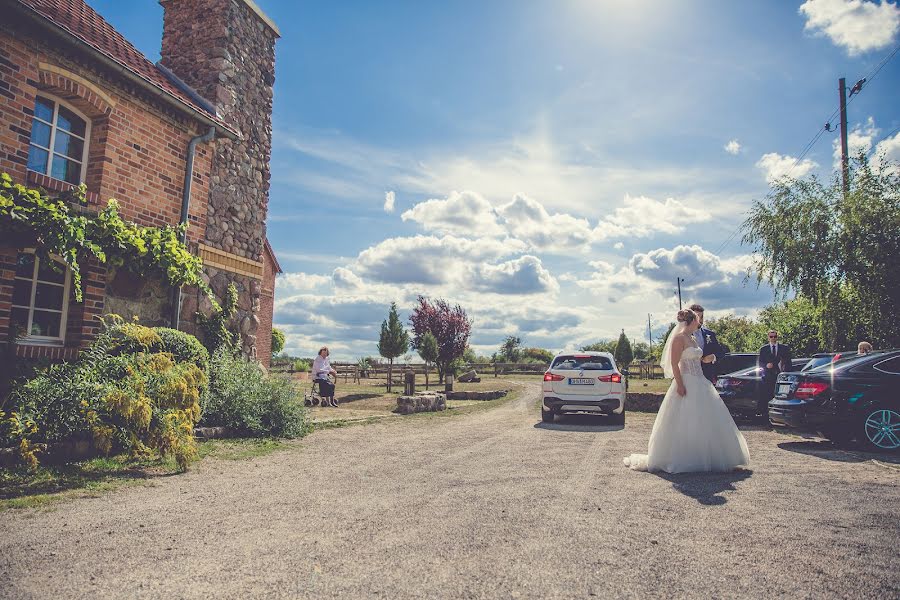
[
  {"x1": 425, "y1": 362, "x2": 429, "y2": 390},
  {"x1": 387, "y1": 358, "x2": 393, "y2": 392}
]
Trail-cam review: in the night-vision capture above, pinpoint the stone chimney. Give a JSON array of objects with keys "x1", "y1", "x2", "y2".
[{"x1": 159, "y1": 0, "x2": 279, "y2": 262}]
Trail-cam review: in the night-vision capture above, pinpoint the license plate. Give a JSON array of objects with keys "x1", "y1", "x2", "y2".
[
  {"x1": 777, "y1": 384, "x2": 791, "y2": 395},
  {"x1": 569, "y1": 378, "x2": 595, "y2": 385}
]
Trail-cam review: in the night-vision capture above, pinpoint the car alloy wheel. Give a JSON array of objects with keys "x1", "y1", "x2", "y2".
[{"x1": 863, "y1": 408, "x2": 900, "y2": 451}]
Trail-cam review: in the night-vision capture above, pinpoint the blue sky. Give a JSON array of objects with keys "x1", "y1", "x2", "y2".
[{"x1": 92, "y1": 0, "x2": 900, "y2": 360}]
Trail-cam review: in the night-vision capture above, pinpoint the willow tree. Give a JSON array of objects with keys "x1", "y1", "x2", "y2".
[{"x1": 742, "y1": 152, "x2": 900, "y2": 348}]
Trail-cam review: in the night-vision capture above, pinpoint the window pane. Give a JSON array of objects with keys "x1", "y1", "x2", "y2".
[
  {"x1": 30, "y1": 119, "x2": 51, "y2": 148},
  {"x1": 27, "y1": 146, "x2": 49, "y2": 174},
  {"x1": 51, "y1": 155, "x2": 81, "y2": 184},
  {"x1": 37, "y1": 259, "x2": 66, "y2": 284},
  {"x1": 875, "y1": 357, "x2": 900, "y2": 375},
  {"x1": 11, "y1": 279, "x2": 33, "y2": 306},
  {"x1": 34, "y1": 282, "x2": 64, "y2": 310},
  {"x1": 56, "y1": 105, "x2": 87, "y2": 137},
  {"x1": 34, "y1": 96, "x2": 54, "y2": 122},
  {"x1": 30, "y1": 310, "x2": 61, "y2": 337},
  {"x1": 53, "y1": 130, "x2": 84, "y2": 160},
  {"x1": 10, "y1": 307, "x2": 30, "y2": 334},
  {"x1": 15, "y1": 253, "x2": 35, "y2": 278}
]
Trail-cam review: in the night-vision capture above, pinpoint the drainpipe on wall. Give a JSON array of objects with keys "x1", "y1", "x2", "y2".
[{"x1": 171, "y1": 126, "x2": 216, "y2": 329}]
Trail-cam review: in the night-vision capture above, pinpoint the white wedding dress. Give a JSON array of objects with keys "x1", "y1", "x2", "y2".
[{"x1": 624, "y1": 345, "x2": 750, "y2": 473}]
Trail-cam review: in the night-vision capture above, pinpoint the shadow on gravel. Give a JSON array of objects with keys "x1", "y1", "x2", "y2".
[
  {"x1": 656, "y1": 470, "x2": 753, "y2": 506},
  {"x1": 533, "y1": 414, "x2": 625, "y2": 432},
  {"x1": 778, "y1": 441, "x2": 900, "y2": 464}
]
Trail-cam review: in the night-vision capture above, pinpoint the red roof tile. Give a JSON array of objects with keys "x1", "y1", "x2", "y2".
[{"x1": 12, "y1": 0, "x2": 238, "y2": 137}]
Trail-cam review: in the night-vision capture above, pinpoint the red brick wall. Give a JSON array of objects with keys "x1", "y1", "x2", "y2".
[
  {"x1": 0, "y1": 17, "x2": 214, "y2": 355},
  {"x1": 257, "y1": 247, "x2": 278, "y2": 369}
]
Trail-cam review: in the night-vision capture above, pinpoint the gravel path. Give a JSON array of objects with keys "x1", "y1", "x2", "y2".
[{"x1": 1, "y1": 381, "x2": 898, "y2": 599}]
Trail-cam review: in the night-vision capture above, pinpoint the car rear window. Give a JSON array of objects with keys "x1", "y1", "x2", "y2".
[
  {"x1": 802, "y1": 356, "x2": 834, "y2": 371},
  {"x1": 551, "y1": 355, "x2": 613, "y2": 371}
]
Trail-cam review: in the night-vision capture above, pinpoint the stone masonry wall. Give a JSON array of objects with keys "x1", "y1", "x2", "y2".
[{"x1": 160, "y1": 0, "x2": 277, "y2": 263}]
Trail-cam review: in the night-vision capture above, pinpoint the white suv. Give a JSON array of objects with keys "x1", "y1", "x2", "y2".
[{"x1": 542, "y1": 351, "x2": 626, "y2": 424}]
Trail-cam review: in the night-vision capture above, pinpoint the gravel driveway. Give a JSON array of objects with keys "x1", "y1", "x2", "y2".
[{"x1": 1, "y1": 381, "x2": 898, "y2": 599}]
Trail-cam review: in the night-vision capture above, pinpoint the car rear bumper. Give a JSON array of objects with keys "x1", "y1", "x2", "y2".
[
  {"x1": 769, "y1": 400, "x2": 839, "y2": 432},
  {"x1": 543, "y1": 395, "x2": 624, "y2": 414}
]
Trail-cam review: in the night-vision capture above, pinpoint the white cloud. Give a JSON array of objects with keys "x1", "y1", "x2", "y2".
[
  {"x1": 800, "y1": 0, "x2": 900, "y2": 55},
  {"x1": 354, "y1": 234, "x2": 527, "y2": 285},
  {"x1": 594, "y1": 195, "x2": 712, "y2": 240},
  {"x1": 275, "y1": 272, "x2": 332, "y2": 294},
  {"x1": 497, "y1": 194, "x2": 595, "y2": 252},
  {"x1": 613, "y1": 242, "x2": 624, "y2": 250},
  {"x1": 400, "y1": 190, "x2": 506, "y2": 237},
  {"x1": 833, "y1": 117, "x2": 878, "y2": 168},
  {"x1": 756, "y1": 152, "x2": 819, "y2": 184},
  {"x1": 724, "y1": 140, "x2": 742, "y2": 155},
  {"x1": 872, "y1": 129, "x2": 900, "y2": 172},
  {"x1": 383, "y1": 190, "x2": 396, "y2": 213},
  {"x1": 469, "y1": 255, "x2": 559, "y2": 295}
]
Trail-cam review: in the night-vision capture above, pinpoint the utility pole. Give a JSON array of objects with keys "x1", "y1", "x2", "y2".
[
  {"x1": 839, "y1": 77, "x2": 850, "y2": 197},
  {"x1": 676, "y1": 277, "x2": 684, "y2": 310}
]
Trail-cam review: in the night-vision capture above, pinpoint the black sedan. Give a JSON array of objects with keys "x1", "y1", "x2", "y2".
[
  {"x1": 716, "y1": 358, "x2": 811, "y2": 416},
  {"x1": 769, "y1": 350, "x2": 900, "y2": 452}
]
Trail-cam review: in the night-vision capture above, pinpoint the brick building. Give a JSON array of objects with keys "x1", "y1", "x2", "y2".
[{"x1": 0, "y1": 0, "x2": 282, "y2": 367}]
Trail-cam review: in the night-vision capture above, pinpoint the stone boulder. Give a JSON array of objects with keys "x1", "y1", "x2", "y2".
[
  {"x1": 457, "y1": 369, "x2": 478, "y2": 383},
  {"x1": 396, "y1": 392, "x2": 447, "y2": 415},
  {"x1": 446, "y1": 390, "x2": 509, "y2": 401}
]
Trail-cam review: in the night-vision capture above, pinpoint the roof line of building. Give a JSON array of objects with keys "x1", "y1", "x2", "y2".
[{"x1": 9, "y1": 0, "x2": 240, "y2": 140}]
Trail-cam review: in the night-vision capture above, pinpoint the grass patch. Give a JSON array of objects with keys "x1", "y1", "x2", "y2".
[
  {"x1": 628, "y1": 378, "x2": 670, "y2": 394},
  {"x1": 197, "y1": 438, "x2": 286, "y2": 461}
]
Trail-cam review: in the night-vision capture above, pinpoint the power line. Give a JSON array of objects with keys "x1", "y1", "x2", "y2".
[{"x1": 710, "y1": 42, "x2": 900, "y2": 256}]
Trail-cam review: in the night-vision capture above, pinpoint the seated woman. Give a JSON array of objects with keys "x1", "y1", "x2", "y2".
[{"x1": 312, "y1": 346, "x2": 338, "y2": 407}]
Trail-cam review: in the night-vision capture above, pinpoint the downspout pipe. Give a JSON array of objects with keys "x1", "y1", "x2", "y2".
[{"x1": 171, "y1": 126, "x2": 216, "y2": 329}]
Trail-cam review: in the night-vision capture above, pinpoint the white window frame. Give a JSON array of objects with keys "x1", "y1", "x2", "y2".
[
  {"x1": 10, "y1": 250, "x2": 71, "y2": 345},
  {"x1": 27, "y1": 94, "x2": 91, "y2": 185}
]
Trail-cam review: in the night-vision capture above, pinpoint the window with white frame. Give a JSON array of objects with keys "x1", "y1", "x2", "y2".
[
  {"x1": 10, "y1": 252, "x2": 71, "y2": 343},
  {"x1": 27, "y1": 95, "x2": 90, "y2": 185}
]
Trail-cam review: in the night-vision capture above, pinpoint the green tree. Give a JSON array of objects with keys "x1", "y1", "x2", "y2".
[
  {"x1": 418, "y1": 332, "x2": 439, "y2": 389},
  {"x1": 632, "y1": 341, "x2": 651, "y2": 361},
  {"x1": 378, "y1": 302, "x2": 410, "y2": 392},
  {"x1": 614, "y1": 330, "x2": 634, "y2": 368},
  {"x1": 581, "y1": 340, "x2": 616, "y2": 353},
  {"x1": 743, "y1": 152, "x2": 900, "y2": 348},
  {"x1": 521, "y1": 347, "x2": 553, "y2": 364},
  {"x1": 757, "y1": 297, "x2": 823, "y2": 356},
  {"x1": 704, "y1": 314, "x2": 765, "y2": 353},
  {"x1": 271, "y1": 328, "x2": 285, "y2": 356},
  {"x1": 498, "y1": 335, "x2": 522, "y2": 362}
]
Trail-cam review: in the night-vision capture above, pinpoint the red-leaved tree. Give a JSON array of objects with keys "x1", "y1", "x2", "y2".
[{"x1": 409, "y1": 295, "x2": 472, "y2": 383}]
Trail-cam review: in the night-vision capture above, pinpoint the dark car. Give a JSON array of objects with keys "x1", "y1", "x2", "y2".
[
  {"x1": 800, "y1": 351, "x2": 861, "y2": 372},
  {"x1": 769, "y1": 350, "x2": 900, "y2": 452},
  {"x1": 715, "y1": 353, "x2": 760, "y2": 379},
  {"x1": 716, "y1": 358, "x2": 812, "y2": 415}
]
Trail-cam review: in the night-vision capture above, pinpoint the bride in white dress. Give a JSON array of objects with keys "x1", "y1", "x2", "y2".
[{"x1": 624, "y1": 308, "x2": 750, "y2": 473}]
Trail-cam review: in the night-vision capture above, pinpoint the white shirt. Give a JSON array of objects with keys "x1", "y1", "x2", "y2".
[{"x1": 312, "y1": 355, "x2": 332, "y2": 380}]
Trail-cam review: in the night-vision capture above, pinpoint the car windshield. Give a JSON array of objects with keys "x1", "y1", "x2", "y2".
[
  {"x1": 802, "y1": 356, "x2": 836, "y2": 371},
  {"x1": 551, "y1": 355, "x2": 613, "y2": 371},
  {"x1": 807, "y1": 353, "x2": 875, "y2": 372}
]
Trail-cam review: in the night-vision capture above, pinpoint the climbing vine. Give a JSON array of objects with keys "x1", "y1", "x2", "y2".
[{"x1": 0, "y1": 172, "x2": 212, "y2": 303}]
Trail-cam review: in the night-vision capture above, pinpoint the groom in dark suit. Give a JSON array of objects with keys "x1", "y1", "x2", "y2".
[
  {"x1": 689, "y1": 304, "x2": 725, "y2": 383},
  {"x1": 758, "y1": 330, "x2": 792, "y2": 416}
]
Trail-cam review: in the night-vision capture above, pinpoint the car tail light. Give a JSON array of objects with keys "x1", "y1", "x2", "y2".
[
  {"x1": 598, "y1": 373, "x2": 622, "y2": 383},
  {"x1": 794, "y1": 382, "x2": 829, "y2": 399},
  {"x1": 543, "y1": 372, "x2": 564, "y2": 382}
]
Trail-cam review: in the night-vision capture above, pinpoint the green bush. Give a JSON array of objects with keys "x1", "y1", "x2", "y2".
[
  {"x1": 151, "y1": 327, "x2": 209, "y2": 369},
  {"x1": 293, "y1": 358, "x2": 312, "y2": 372},
  {"x1": 1, "y1": 317, "x2": 206, "y2": 470},
  {"x1": 202, "y1": 349, "x2": 307, "y2": 438}
]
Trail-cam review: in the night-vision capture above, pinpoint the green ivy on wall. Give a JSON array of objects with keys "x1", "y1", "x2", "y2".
[{"x1": 0, "y1": 172, "x2": 214, "y2": 305}]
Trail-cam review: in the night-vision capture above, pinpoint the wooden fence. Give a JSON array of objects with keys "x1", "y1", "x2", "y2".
[{"x1": 270, "y1": 359, "x2": 666, "y2": 384}]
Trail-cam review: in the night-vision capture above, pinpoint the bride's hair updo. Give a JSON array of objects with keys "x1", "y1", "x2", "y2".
[{"x1": 676, "y1": 309, "x2": 696, "y2": 324}]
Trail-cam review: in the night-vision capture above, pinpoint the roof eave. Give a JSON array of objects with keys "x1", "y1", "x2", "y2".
[{"x1": 9, "y1": 0, "x2": 240, "y2": 140}]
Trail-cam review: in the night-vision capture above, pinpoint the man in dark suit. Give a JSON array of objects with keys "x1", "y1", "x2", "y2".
[
  {"x1": 689, "y1": 304, "x2": 725, "y2": 383},
  {"x1": 758, "y1": 330, "x2": 792, "y2": 416}
]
